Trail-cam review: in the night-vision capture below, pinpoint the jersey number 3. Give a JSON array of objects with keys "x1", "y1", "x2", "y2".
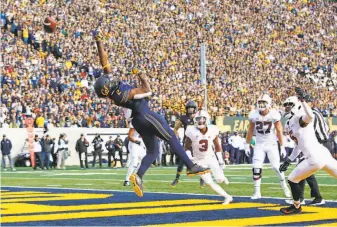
[
  {"x1": 256, "y1": 121, "x2": 272, "y2": 134},
  {"x1": 199, "y1": 139, "x2": 208, "y2": 152}
]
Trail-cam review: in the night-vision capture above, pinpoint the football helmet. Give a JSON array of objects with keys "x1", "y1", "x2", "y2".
[
  {"x1": 186, "y1": 100, "x2": 198, "y2": 115},
  {"x1": 257, "y1": 94, "x2": 272, "y2": 112},
  {"x1": 94, "y1": 75, "x2": 119, "y2": 98},
  {"x1": 194, "y1": 110, "x2": 210, "y2": 129},
  {"x1": 283, "y1": 96, "x2": 302, "y2": 119}
]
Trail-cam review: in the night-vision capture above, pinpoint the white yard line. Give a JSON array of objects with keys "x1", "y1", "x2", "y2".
[
  {"x1": 2, "y1": 177, "x2": 337, "y2": 187},
  {"x1": 2, "y1": 185, "x2": 337, "y2": 202},
  {"x1": 46, "y1": 185, "x2": 62, "y2": 187}
]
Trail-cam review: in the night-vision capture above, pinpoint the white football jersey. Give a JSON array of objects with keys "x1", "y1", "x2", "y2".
[
  {"x1": 248, "y1": 109, "x2": 281, "y2": 145},
  {"x1": 185, "y1": 124, "x2": 219, "y2": 160},
  {"x1": 285, "y1": 112, "x2": 327, "y2": 159}
]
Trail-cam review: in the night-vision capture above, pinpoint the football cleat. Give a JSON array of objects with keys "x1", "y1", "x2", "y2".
[
  {"x1": 251, "y1": 192, "x2": 262, "y2": 200},
  {"x1": 186, "y1": 164, "x2": 211, "y2": 176},
  {"x1": 123, "y1": 181, "x2": 130, "y2": 186},
  {"x1": 200, "y1": 178, "x2": 205, "y2": 188},
  {"x1": 308, "y1": 199, "x2": 325, "y2": 206},
  {"x1": 171, "y1": 179, "x2": 179, "y2": 188},
  {"x1": 285, "y1": 199, "x2": 305, "y2": 205},
  {"x1": 222, "y1": 195, "x2": 233, "y2": 205},
  {"x1": 280, "y1": 205, "x2": 302, "y2": 215},
  {"x1": 129, "y1": 173, "x2": 143, "y2": 197}
]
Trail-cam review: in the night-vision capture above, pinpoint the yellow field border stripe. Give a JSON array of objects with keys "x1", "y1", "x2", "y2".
[
  {"x1": 1, "y1": 199, "x2": 218, "y2": 215},
  {"x1": 1, "y1": 202, "x2": 275, "y2": 223}
]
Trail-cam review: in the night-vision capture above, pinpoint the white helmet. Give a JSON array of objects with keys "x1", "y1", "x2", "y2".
[
  {"x1": 257, "y1": 94, "x2": 272, "y2": 112},
  {"x1": 283, "y1": 96, "x2": 302, "y2": 119},
  {"x1": 194, "y1": 110, "x2": 210, "y2": 129}
]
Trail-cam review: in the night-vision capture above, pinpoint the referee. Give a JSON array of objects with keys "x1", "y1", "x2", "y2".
[{"x1": 286, "y1": 105, "x2": 330, "y2": 206}]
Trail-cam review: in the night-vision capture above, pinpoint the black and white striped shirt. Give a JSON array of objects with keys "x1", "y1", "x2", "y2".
[{"x1": 312, "y1": 108, "x2": 329, "y2": 142}]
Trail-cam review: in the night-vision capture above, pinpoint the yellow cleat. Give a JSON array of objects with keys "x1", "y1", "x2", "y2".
[{"x1": 129, "y1": 173, "x2": 143, "y2": 197}]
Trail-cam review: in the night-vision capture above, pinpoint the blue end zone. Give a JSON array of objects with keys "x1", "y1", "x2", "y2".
[{"x1": 1, "y1": 187, "x2": 337, "y2": 226}]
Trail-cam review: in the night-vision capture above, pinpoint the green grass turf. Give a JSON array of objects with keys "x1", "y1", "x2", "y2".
[{"x1": 1, "y1": 164, "x2": 337, "y2": 200}]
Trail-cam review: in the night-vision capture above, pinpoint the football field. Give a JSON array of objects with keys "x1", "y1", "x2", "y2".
[{"x1": 1, "y1": 164, "x2": 337, "y2": 226}]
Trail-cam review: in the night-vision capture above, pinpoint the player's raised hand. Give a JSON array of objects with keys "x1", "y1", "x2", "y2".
[{"x1": 295, "y1": 87, "x2": 311, "y2": 102}]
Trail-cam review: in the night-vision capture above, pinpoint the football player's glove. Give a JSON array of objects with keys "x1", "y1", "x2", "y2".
[
  {"x1": 295, "y1": 87, "x2": 311, "y2": 102},
  {"x1": 279, "y1": 158, "x2": 291, "y2": 172},
  {"x1": 135, "y1": 140, "x2": 141, "y2": 145}
]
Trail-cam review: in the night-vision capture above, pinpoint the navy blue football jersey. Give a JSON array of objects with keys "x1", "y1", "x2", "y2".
[{"x1": 110, "y1": 81, "x2": 148, "y2": 114}]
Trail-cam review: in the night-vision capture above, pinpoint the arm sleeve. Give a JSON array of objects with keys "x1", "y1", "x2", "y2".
[
  {"x1": 301, "y1": 101, "x2": 314, "y2": 124},
  {"x1": 288, "y1": 146, "x2": 301, "y2": 162}
]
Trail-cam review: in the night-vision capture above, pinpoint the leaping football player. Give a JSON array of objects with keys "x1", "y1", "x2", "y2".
[
  {"x1": 93, "y1": 32, "x2": 210, "y2": 197},
  {"x1": 185, "y1": 110, "x2": 232, "y2": 204},
  {"x1": 245, "y1": 94, "x2": 291, "y2": 199},
  {"x1": 279, "y1": 88, "x2": 337, "y2": 214}
]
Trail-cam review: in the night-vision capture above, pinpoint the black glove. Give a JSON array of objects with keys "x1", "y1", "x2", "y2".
[
  {"x1": 135, "y1": 140, "x2": 141, "y2": 145},
  {"x1": 295, "y1": 87, "x2": 311, "y2": 102},
  {"x1": 279, "y1": 158, "x2": 291, "y2": 172}
]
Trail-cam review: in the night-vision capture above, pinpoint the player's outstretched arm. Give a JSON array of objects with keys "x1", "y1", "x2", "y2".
[{"x1": 96, "y1": 39, "x2": 112, "y2": 74}]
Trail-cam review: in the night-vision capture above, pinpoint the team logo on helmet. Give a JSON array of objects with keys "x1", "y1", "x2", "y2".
[{"x1": 101, "y1": 85, "x2": 109, "y2": 97}]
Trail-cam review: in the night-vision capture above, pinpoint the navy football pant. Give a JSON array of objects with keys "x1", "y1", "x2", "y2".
[{"x1": 132, "y1": 111, "x2": 194, "y2": 178}]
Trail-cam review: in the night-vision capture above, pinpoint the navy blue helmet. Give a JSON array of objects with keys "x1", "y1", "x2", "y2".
[
  {"x1": 186, "y1": 100, "x2": 198, "y2": 115},
  {"x1": 94, "y1": 75, "x2": 119, "y2": 98}
]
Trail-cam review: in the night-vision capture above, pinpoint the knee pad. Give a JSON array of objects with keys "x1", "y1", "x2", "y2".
[{"x1": 252, "y1": 168, "x2": 262, "y2": 180}]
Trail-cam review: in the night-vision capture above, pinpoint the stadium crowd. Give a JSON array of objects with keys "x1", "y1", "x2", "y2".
[{"x1": 1, "y1": 0, "x2": 337, "y2": 129}]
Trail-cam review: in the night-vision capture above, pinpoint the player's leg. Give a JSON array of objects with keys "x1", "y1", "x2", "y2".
[
  {"x1": 157, "y1": 141, "x2": 163, "y2": 166},
  {"x1": 171, "y1": 159, "x2": 184, "y2": 188},
  {"x1": 306, "y1": 174, "x2": 324, "y2": 205},
  {"x1": 322, "y1": 155, "x2": 337, "y2": 178},
  {"x1": 142, "y1": 111, "x2": 210, "y2": 176},
  {"x1": 208, "y1": 155, "x2": 229, "y2": 186},
  {"x1": 125, "y1": 145, "x2": 136, "y2": 186},
  {"x1": 267, "y1": 145, "x2": 291, "y2": 197},
  {"x1": 280, "y1": 159, "x2": 322, "y2": 214},
  {"x1": 251, "y1": 146, "x2": 265, "y2": 199}
]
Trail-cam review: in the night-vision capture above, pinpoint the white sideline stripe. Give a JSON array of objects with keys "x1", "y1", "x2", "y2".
[
  {"x1": 2, "y1": 186, "x2": 337, "y2": 203},
  {"x1": 46, "y1": 185, "x2": 61, "y2": 187},
  {"x1": 2, "y1": 177, "x2": 337, "y2": 187}
]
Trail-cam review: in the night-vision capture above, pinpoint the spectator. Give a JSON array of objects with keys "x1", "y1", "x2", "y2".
[
  {"x1": 50, "y1": 137, "x2": 57, "y2": 168},
  {"x1": 57, "y1": 133, "x2": 68, "y2": 169},
  {"x1": 229, "y1": 132, "x2": 242, "y2": 164},
  {"x1": 1, "y1": 134, "x2": 15, "y2": 171},
  {"x1": 105, "y1": 136, "x2": 115, "y2": 168},
  {"x1": 33, "y1": 135, "x2": 43, "y2": 170},
  {"x1": 75, "y1": 133, "x2": 89, "y2": 169},
  {"x1": 114, "y1": 134, "x2": 124, "y2": 167},
  {"x1": 91, "y1": 133, "x2": 103, "y2": 168},
  {"x1": 41, "y1": 134, "x2": 53, "y2": 169}
]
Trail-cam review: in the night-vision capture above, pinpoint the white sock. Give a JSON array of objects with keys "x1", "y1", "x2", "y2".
[
  {"x1": 126, "y1": 164, "x2": 136, "y2": 181},
  {"x1": 254, "y1": 178, "x2": 261, "y2": 193},
  {"x1": 209, "y1": 182, "x2": 229, "y2": 198}
]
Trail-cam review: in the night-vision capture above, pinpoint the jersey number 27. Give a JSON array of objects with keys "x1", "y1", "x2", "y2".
[{"x1": 256, "y1": 121, "x2": 272, "y2": 134}]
